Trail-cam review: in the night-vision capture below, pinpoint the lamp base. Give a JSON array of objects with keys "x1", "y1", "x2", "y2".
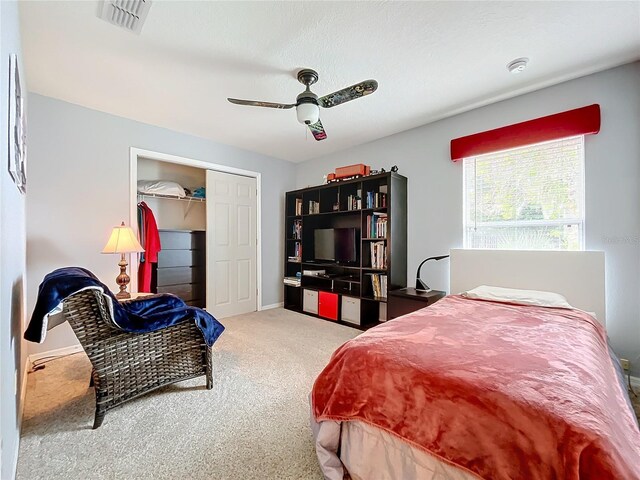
[
  {"x1": 115, "y1": 254, "x2": 131, "y2": 299},
  {"x1": 415, "y1": 278, "x2": 432, "y2": 292},
  {"x1": 115, "y1": 290, "x2": 131, "y2": 300}
]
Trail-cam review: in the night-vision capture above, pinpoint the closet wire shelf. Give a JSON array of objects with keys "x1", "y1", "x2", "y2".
[
  {"x1": 137, "y1": 192, "x2": 205, "y2": 219},
  {"x1": 137, "y1": 192, "x2": 205, "y2": 203}
]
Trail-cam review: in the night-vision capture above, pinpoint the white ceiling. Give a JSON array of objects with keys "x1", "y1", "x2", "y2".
[{"x1": 20, "y1": 1, "x2": 640, "y2": 163}]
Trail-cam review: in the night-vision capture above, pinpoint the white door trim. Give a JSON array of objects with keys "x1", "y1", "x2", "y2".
[{"x1": 128, "y1": 147, "x2": 263, "y2": 311}]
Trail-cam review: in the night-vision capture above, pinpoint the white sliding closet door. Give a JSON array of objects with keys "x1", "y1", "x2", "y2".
[{"x1": 206, "y1": 170, "x2": 257, "y2": 318}]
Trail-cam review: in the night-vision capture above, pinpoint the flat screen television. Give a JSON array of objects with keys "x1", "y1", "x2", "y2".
[{"x1": 314, "y1": 228, "x2": 357, "y2": 263}]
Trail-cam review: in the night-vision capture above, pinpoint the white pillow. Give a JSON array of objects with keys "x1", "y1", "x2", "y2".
[
  {"x1": 137, "y1": 180, "x2": 186, "y2": 198},
  {"x1": 461, "y1": 285, "x2": 573, "y2": 309}
]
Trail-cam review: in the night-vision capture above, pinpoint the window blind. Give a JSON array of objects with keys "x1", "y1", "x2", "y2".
[{"x1": 463, "y1": 136, "x2": 585, "y2": 250}]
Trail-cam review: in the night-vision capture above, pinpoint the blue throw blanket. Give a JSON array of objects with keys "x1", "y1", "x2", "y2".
[{"x1": 24, "y1": 267, "x2": 224, "y2": 347}]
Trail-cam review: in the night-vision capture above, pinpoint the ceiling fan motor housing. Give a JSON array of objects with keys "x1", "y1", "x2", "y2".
[{"x1": 297, "y1": 69, "x2": 319, "y2": 87}]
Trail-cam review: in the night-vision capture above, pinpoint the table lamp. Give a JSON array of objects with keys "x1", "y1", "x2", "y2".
[
  {"x1": 102, "y1": 222, "x2": 145, "y2": 299},
  {"x1": 415, "y1": 255, "x2": 449, "y2": 291}
]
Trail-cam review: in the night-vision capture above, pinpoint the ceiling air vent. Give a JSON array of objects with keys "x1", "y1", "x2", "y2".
[{"x1": 98, "y1": 0, "x2": 152, "y2": 35}]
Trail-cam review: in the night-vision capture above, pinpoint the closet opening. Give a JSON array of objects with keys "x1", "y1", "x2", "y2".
[{"x1": 129, "y1": 148, "x2": 262, "y2": 318}]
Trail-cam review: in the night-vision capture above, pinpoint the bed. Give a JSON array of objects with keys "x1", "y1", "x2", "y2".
[{"x1": 311, "y1": 249, "x2": 640, "y2": 480}]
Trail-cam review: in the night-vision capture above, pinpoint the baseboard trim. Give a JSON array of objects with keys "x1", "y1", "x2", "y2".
[
  {"x1": 261, "y1": 302, "x2": 284, "y2": 311},
  {"x1": 11, "y1": 356, "x2": 30, "y2": 479},
  {"x1": 28, "y1": 344, "x2": 83, "y2": 367},
  {"x1": 20, "y1": 355, "x2": 29, "y2": 415}
]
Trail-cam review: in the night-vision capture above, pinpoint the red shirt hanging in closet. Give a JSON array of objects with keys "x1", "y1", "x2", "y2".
[{"x1": 138, "y1": 201, "x2": 161, "y2": 293}]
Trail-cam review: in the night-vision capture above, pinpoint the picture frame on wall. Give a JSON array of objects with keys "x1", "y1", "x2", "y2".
[{"x1": 8, "y1": 53, "x2": 26, "y2": 194}]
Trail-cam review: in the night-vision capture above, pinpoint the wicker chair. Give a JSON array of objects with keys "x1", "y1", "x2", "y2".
[{"x1": 63, "y1": 289, "x2": 213, "y2": 429}]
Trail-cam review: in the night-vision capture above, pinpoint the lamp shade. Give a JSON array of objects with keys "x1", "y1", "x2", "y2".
[{"x1": 102, "y1": 222, "x2": 144, "y2": 254}]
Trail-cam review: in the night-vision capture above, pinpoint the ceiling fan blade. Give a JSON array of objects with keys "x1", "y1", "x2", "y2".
[
  {"x1": 318, "y1": 80, "x2": 378, "y2": 108},
  {"x1": 227, "y1": 98, "x2": 295, "y2": 109},
  {"x1": 308, "y1": 119, "x2": 327, "y2": 141}
]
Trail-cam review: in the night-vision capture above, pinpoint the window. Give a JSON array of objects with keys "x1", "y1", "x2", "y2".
[{"x1": 463, "y1": 136, "x2": 584, "y2": 250}]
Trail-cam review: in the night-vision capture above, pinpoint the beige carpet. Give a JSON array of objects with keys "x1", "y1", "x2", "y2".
[
  {"x1": 18, "y1": 308, "x2": 640, "y2": 480},
  {"x1": 17, "y1": 308, "x2": 359, "y2": 480}
]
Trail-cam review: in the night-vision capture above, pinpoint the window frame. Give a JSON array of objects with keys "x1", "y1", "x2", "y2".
[{"x1": 462, "y1": 135, "x2": 586, "y2": 251}]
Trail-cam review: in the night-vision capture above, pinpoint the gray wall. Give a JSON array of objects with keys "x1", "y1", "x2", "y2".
[
  {"x1": 296, "y1": 62, "x2": 640, "y2": 375},
  {"x1": 26, "y1": 94, "x2": 296, "y2": 356},
  {"x1": 1, "y1": 1, "x2": 27, "y2": 478}
]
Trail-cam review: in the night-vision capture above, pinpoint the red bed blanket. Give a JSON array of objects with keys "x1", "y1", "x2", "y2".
[{"x1": 312, "y1": 295, "x2": 640, "y2": 479}]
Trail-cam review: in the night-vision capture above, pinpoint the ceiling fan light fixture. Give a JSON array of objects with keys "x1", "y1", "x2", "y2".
[{"x1": 296, "y1": 103, "x2": 320, "y2": 125}]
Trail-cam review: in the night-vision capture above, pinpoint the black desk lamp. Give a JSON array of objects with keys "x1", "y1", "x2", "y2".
[{"x1": 415, "y1": 255, "x2": 449, "y2": 291}]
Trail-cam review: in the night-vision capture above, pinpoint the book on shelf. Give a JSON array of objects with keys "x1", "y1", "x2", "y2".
[
  {"x1": 288, "y1": 256, "x2": 301, "y2": 262},
  {"x1": 295, "y1": 198, "x2": 303, "y2": 216},
  {"x1": 292, "y1": 241, "x2": 302, "y2": 258},
  {"x1": 284, "y1": 276, "x2": 301, "y2": 287},
  {"x1": 369, "y1": 241, "x2": 386, "y2": 269},
  {"x1": 365, "y1": 191, "x2": 387, "y2": 209},
  {"x1": 308, "y1": 200, "x2": 320, "y2": 214},
  {"x1": 365, "y1": 273, "x2": 387, "y2": 299},
  {"x1": 346, "y1": 188, "x2": 362, "y2": 211},
  {"x1": 366, "y1": 212, "x2": 387, "y2": 238},
  {"x1": 292, "y1": 220, "x2": 302, "y2": 239}
]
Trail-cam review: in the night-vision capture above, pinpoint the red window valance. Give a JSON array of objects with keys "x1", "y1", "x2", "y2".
[{"x1": 450, "y1": 104, "x2": 600, "y2": 161}]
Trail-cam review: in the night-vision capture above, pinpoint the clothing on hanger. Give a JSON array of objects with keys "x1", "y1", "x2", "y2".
[
  {"x1": 137, "y1": 203, "x2": 147, "y2": 263},
  {"x1": 137, "y1": 201, "x2": 161, "y2": 293}
]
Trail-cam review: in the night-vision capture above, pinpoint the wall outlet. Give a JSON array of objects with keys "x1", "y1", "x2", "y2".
[{"x1": 620, "y1": 358, "x2": 630, "y2": 372}]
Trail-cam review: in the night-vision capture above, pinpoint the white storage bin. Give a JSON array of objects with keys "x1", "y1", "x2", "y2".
[
  {"x1": 341, "y1": 296, "x2": 361, "y2": 325},
  {"x1": 303, "y1": 289, "x2": 319, "y2": 314}
]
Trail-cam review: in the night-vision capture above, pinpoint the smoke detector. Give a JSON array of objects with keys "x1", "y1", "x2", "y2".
[
  {"x1": 98, "y1": 0, "x2": 152, "y2": 35},
  {"x1": 507, "y1": 57, "x2": 529, "y2": 74}
]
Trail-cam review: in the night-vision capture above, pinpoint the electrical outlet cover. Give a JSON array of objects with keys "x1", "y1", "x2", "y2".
[{"x1": 620, "y1": 358, "x2": 630, "y2": 371}]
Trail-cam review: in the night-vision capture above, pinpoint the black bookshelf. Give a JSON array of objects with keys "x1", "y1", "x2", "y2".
[{"x1": 284, "y1": 172, "x2": 407, "y2": 329}]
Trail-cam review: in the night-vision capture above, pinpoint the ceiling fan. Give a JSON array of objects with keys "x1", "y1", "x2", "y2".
[{"x1": 227, "y1": 69, "x2": 378, "y2": 141}]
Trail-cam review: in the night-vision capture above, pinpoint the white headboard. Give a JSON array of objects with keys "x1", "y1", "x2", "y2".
[{"x1": 450, "y1": 249, "x2": 606, "y2": 325}]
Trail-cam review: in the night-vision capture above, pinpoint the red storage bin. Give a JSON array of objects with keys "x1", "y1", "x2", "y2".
[{"x1": 318, "y1": 291, "x2": 339, "y2": 321}]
